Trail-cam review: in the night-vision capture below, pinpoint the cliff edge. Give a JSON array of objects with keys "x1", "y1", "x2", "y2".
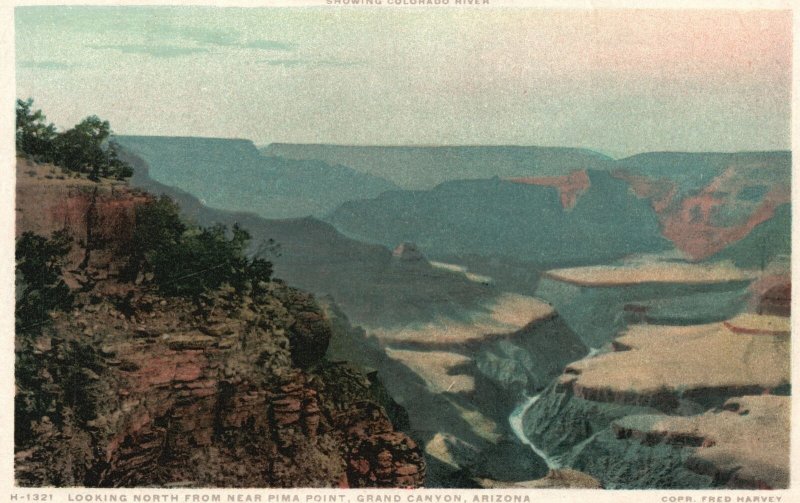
[{"x1": 14, "y1": 158, "x2": 425, "y2": 488}]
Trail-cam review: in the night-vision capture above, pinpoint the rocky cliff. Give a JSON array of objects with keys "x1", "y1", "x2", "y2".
[
  {"x1": 535, "y1": 262, "x2": 754, "y2": 347},
  {"x1": 472, "y1": 310, "x2": 587, "y2": 401},
  {"x1": 14, "y1": 159, "x2": 425, "y2": 488},
  {"x1": 521, "y1": 316, "x2": 790, "y2": 489},
  {"x1": 612, "y1": 395, "x2": 789, "y2": 489},
  {"x1": 614, "y1": 151, "x2": 791, "y2": 261},
  {"x1": 16, "y1": 160, "x2": 151, "y2": 286},
  {"x1": 325, "y1": 290, "x2": 589, "y2": 487}
]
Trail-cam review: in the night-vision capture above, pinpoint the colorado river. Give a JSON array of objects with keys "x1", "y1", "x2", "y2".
[
  {"x1": 508, "y1": 347, "x2": 600, "y2": 469},
  {"x1": 508, "y1": 395, "x2": 561, "y2": 469}
]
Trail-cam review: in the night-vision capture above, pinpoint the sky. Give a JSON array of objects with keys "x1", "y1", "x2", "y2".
[{"x1": 14, "y1": 6, "x2": 792, "y2": 157}]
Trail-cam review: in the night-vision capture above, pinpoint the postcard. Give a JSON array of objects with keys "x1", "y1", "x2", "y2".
[{"x1": 2, "y1": 1, "x2": 796, "y2": 502}]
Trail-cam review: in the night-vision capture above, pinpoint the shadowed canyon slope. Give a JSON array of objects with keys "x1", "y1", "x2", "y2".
[
  {"x1": 326, "y1": 171, "x2": 671, "y2": 265},
  {"x1": 119, "y1": 150, "x2": 498, "y2": 329},
  {"x1": 323, "y1": 293, "x2": 590, "y2": 487},
  {"x1": 535, "y1": 261, "x2": 756, "y2": 347},
  {"x1": 261, "y1": 144, "x2": 615, "y2": 190},
  {"x1": 115, "y1": 136, "x2": 398, "y2": 219}
]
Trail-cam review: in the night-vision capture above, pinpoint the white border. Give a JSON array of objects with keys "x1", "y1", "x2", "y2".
[{"x1": 0, "y1": 2, "x2": 797, "y2": 502}]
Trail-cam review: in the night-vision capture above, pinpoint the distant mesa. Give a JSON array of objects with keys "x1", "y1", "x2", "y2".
[
  {"x1": 262, "y1": 143, "x2": 614, "y2": 190},
  {"x1": 392, "y1": 242, "x2": 426, "y2": 262},
  {"x1": 543, "y1": 261, "x2": 756, "y2": 288},
  {"x1": 327, "y1": 170, "x2": 671, "y2": 265},
  {"x1": 114, "y1": 136, "x2": 398, "y2": 219}
]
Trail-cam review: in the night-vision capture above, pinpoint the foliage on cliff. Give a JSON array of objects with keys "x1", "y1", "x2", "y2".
[
  {"x1": 123, "y1": 195, "x2": 273, "y2": 298},
  {"x1": 16, "y1": 98, "x2": 133, "y2": 180},
  {"x1": 14, "y1": 229, "x2": 102, "y2": 465},
  {"x1": 13, "y1": 153, "x2": 423, "y2": 488},
  {"x1": 15, "y1": 230, "x2": 74, "y2": 336}
]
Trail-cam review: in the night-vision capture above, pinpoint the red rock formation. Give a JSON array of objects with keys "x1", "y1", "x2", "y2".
[
  {"x1": 510, "y1": 164, "x2": 787, "y2": 261},
  {"x1": 613, "y1": 165, "x2": 790, "y2": 260},
  {"x1": 14, "y1": 159, "x2": 425, "y2": 488},
  {"x1": 659, "y1": 186, "x2": 786, "y2": 260},
  {"x1": 611, "y1": 170, "x2": 678, "y2": 214},
  {"x1": 508, "y1": 170, "x2": 590, "y2": 209}
]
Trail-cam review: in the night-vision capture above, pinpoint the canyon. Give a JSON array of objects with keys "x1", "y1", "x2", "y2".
[
  {"x1": 521, "y1": 315, "x2": 790, "y2": 489},
  {"x1": 16, "y1": 139, "x2": 792, "y2": 489}
]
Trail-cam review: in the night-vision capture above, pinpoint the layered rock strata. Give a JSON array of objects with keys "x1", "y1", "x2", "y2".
[
  {"x1": 522, "y1": 316, "x2": 790, "y2": 489},
  {"x1": 14, "y1": 160, "x2": 424, "y2": 488}
]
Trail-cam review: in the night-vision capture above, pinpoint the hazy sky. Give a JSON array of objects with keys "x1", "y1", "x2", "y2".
[{"x1": 15, "y1": 6, "x2": 791, "y2": 157}]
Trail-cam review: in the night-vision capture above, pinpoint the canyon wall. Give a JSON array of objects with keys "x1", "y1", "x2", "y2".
[
  {"x1": 521, "y1": 318, "x2": 790, "y2": 489},
  {"x1": 14, "y1": 159, "x2": 425, "y2": 488}
]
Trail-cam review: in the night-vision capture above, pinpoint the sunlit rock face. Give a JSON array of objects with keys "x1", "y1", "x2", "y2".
[
  {"x1": 521, "y1": 316, "x2": 790, "y2": 489},
  {"x1": 535, "y1": 262, "x2": 755, "y2": 348}
]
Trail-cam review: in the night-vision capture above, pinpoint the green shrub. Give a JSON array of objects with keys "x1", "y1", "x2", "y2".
[
  {"x1": 127, "y1": 196, "x2": 273, "y2": 298},
  {"x1": 15, "y1": 230, "x2": 74, "y2": 336},
  {"x1": 15, "y1": 335, "x2": 104, "y2": 450},
  {"x1": 16, "y1": 98, "x2": 133, "y2": 180},
  {"x1": 15, "y1": 230, "x2": 77, "y2": 449},
  {"x1": 16, "y1": 98, "x2": 57, "y2": 162}
]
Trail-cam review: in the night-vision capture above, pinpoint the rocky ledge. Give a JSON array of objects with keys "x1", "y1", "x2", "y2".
[
  {"x1": 14, "y1": 159, "x2": 424, "y2": 488},
  {"x1": 522, "y1": 313, "x2": 790, "y2": 489},
  {"x1": 558, "y1": 318, "x2": 789, "y2": 411},
  {"x1": 613, "y1": 395, "x2": 789, "y2": 489},
  {"x1": 475, "y1": 468, "x2": 602, "y2": 489},
  {"x1": 17, "y1": 286, "x2": 425, "y2": 487}
]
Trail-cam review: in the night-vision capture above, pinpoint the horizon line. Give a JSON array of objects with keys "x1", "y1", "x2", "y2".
[{"x1": 113, "y1": 134, "x2": 792, "y2": 160}]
